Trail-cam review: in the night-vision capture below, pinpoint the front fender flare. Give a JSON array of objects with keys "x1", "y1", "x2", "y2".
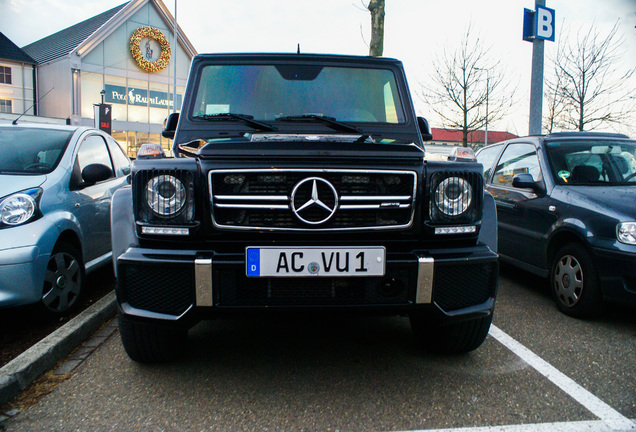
[
  {"x1": 110, "y1": 187, "x2": 138, "y2": 277},
  {"x1": 479, "y1": 191, "x2": 498, "y2": 253}
]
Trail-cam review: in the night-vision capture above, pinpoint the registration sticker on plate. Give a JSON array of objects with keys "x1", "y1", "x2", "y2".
[{"x1": 246, "y1": 247, "x2": 385, "y2": 277}]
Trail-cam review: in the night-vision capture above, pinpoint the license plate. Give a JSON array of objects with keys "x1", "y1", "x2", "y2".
[{"x1": 246, "y1": 247, "x2": 385, "y2": 277}]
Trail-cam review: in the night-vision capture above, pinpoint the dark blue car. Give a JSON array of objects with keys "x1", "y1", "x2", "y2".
[{"x1": 476, "y1": 132, "x2": 636, "y2": 318}]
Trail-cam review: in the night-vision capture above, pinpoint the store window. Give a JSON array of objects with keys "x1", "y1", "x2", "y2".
[
  {"x1": 80, "y1": 71, "x2": 104, "y2": 119},
  {"x1": 0, "y1": 66, "x2": 11, "y2": 84},
  {"x1": 0, "y1": 99, "x2": 12, "y2": 113},
  {"x1": 127, "y1": 78, "x2": 149, "y2": 123}
]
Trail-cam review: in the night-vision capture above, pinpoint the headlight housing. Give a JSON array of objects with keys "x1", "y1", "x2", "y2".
[
  {"x1": 0, "y1": 188, "x2": 41, "y2": 226},
  {"x1": 428, "y1": 170, "x2": 483, "y2": 227},
  {"x1": 434, "y1": 177, "x2": 473, "y2": 217},
  {"x1": 134, "y1": 170, "x2": 195, "y2": 227},
  {"x1": 146, "y1": 175, "x2": 187, "y2": 217},
  {"x1": 617, "y1": 222, "x2": 636, "y2": 245}
]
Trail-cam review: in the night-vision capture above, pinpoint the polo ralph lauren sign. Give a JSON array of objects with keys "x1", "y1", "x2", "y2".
[{"x1": 105, "y1": 84, "x2": 182, "y2": 109}]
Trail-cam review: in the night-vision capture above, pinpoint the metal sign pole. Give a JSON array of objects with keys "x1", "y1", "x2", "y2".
[{"x1": 525, "y1": 1, "x2": 555, "y2": 135}]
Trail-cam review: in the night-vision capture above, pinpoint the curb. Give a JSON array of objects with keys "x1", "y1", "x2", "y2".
[{"x1": 0, "y1": 291, "x2": 117, "y2": 406}]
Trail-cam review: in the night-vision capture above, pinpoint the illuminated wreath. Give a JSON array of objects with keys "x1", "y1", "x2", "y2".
[{"x1": 130, "y1": 26, "x2": 171, "y2": 73}]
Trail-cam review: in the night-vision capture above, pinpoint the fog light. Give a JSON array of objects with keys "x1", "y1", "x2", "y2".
[
  {"x1": 435, "y1": 225, "x2": 477, "y2": 235},
  {"x1": 141, "y1": 226, "x2": 190, "y2": 236}
]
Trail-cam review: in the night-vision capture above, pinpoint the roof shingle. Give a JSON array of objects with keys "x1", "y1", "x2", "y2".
[
  {"x1": 21, "y1": 3, "x2": 128, "y2": 64},
  {"x1": 0, "y1": 32, "x2": 36, "y2": 64}
]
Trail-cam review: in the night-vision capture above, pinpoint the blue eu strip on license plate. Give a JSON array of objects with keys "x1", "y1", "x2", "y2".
[{"x1": 247, "y1": 248, "x2": 261, "y2": 276}]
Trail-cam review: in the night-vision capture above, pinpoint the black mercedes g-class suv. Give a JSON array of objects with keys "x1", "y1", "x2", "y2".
[{"x1": 111, "y1": 53, "x2": 499, "y2": 362}]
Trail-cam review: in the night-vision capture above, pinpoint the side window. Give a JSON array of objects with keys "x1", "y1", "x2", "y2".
[
  {"x1": 476, "y1": 145, "x2": 502, "y2": 181},
  {"x1": 492, "y1": 143, "x2": 541, "y2": 187},
  {"x1": 76, "y1": 135, "x2": 114, "y2": 177},
  {"x1": 107, "y1": 138, "x2": 131, "y2": 177}
]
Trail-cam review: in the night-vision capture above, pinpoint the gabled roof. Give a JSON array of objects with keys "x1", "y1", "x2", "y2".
[
  {"x1": 21, "y1": 0, "x2": 196, "y2": 65},
  {"x1": 0, "y1": 32, "x2": 36, "y2": 64},
  {"x1": 22, "y1": 3, "x2": 127, "y2": 64}
]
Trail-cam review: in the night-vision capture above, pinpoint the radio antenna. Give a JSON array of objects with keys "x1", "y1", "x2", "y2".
[{"x1": 12, "y1": 87, "x2": 54, "y2": 125}]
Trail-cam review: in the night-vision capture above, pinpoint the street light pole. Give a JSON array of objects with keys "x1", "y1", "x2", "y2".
[
  {"x1": 474, "y1": 67, "x2": 490, "y2": 146},
  {"x1": 173, "y1": 0, "x2": 177, "y2": 114}
]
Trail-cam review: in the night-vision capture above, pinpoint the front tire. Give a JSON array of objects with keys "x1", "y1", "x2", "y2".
[
  {"x1": 551, "y1": 243, "x2": 602, "y2": 318},
  {"x1": 41, "y1": 242, "x2": 84, "y2": 315},
  {"x1": 409, "y1": 312, "x2": 493, "y2": 354},
  {"x1": 118, "y1": 312, "x2": 187, "y2": 363}
]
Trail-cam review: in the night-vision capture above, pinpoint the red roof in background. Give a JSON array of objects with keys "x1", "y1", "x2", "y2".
[{"x1": 431, "y1": 128, "x2": 517, "y2": 144}]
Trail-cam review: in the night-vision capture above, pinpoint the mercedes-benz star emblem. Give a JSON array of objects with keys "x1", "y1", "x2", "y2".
[{"x1": 291, "y1": 177, "x2": 338, "y2": 225}]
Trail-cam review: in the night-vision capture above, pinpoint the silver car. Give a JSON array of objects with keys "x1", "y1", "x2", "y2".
[{"x1": 0, "y1": 123, "x2": 130, "y2": 314}]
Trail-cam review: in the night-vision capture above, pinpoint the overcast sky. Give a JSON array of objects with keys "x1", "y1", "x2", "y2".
[{"x1": 2, "y1": 0, "x2": 635, "y2": 136}]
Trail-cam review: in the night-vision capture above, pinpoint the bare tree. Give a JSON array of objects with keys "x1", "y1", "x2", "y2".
[
  {"x1": 419, "y1": 25, "x2": 513, "y2": 147},
  {"x1": 543, "y1": 58, "x2": 568, "y2": 134},
  {"x1": 366, "y1": 0, "x2": 385, "y2": 57},
  {"x1": 549, "y1": 21, "x2": 636, "y2": 131}
]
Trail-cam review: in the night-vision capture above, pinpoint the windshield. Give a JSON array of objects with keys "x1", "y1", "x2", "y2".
[
  {"x1": 0, "y1": 127, "x2": 73, "y2": 174},
  {"x1": 546, "y1": 139, "x2": 636, "y2": 185},
  {"x1": 191, "y1": 64, "x2": 405, "y2": 124}
]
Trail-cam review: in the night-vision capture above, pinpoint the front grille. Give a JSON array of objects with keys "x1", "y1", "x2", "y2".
[
  {"x1": 215, "y1": 263, "x2": 412, "y2": 306},
  {"x1": 433, "y1": 262, "x2": 497, "y2": 311},
  {"x1": 210, "y1": 169, "x2": 416, "y2": 231},
  {"x1": 120, "y1": 264, "x2": 195, "y2": 316}
]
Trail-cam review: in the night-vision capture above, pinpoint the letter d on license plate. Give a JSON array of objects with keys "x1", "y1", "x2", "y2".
[{"x1": 246, "y1": 247, "x2": 385, "y2": 277}]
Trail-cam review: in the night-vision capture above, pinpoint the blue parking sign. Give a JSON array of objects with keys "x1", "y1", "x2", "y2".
[{"x1": 523, "y1": 6, "x2": 556, "y2": 42}]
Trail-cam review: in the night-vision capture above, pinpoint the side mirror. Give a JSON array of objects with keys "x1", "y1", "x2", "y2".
[
  {"x1": 162, "y1": 113, "x2": 179, "y2": 139},
  {"x1": 417, "y1": 117, "x2": 433, "y2": 141},
  {"x1": 81, "y1": 163, "x2": 113, "y2": 185},
  {"x1": 512, "y1": 173, "x2": 546, "y2": 194}
]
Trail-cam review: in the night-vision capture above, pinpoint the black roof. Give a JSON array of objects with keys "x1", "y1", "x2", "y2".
[
  {"x1": 21, "y1": 3, "x2": 127, "y2": 64},
  {"x1": 0, "y1": 32, "x2": 36, "y2": 64}
]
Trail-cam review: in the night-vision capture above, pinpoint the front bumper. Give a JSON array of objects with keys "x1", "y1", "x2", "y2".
[
  {"x1": 116, "y1": 245, "x2": 498, "y2": 324},
  {"x1": 0, "y1": 246, "x2": 48, "y2": 307},
  {"x1": 593, "y1": 246, "x2": 636, "y2": 306},
  {"x1": 0, "y1": 218, "x2": 60, "y2": 308}
]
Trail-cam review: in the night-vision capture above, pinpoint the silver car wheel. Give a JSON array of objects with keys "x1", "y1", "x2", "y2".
[
  {"x1": 43, "y1": 248, "x2": 83, "y2": 313},
  {"x1": 553, "y1": 254, "x2": 583, "y2": 307}
]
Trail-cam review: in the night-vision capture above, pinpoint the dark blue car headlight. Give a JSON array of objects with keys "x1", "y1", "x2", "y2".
[
  {"x1": 0, "y1": 188, "x2": 41, "y2": 226},
  {"x1": 617, "y1": 222, "x2": 636, "y2": 245}
]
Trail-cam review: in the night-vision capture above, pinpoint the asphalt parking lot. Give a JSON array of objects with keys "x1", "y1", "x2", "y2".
[{"x1": 1, "y1": 264, "x2": 634, "y2": 432}]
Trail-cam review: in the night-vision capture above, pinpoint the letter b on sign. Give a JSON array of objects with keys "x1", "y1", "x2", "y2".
[{"x1": 536, "y1": 6, "x2": 555, "y2": 41}]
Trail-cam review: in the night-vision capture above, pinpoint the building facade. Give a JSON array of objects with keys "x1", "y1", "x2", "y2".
[
  {"x1": 21, "y1": 0, "x2": 196, "y2": 157},
  {"x1": 0, "y1": 32, "x2": 36, "y2": 118}
]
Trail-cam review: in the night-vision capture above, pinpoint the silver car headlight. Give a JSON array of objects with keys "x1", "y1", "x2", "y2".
[
  {"x1": 146, "y1": 175, "x2": 187, "y2": 216},
  {"x1": 434, "y1": 177, "x2": 473, "y2": 217},
  {"x1": 617, "y1": 222, "x2": 636, "y2": 245},
  {"x1": 0, "y1": 191, "x2": 39, "y2": 226}
]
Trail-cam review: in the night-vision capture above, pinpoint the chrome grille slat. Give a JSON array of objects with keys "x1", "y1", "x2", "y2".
[{"x1": 209, "y1": 169, "x2": 417, "y2": 231}]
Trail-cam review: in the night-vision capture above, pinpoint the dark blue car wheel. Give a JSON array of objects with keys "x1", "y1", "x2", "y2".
[
  {"x1": 551, "y1": 243, "x2": 602, "y2": 318},
  {"x1": 41, "y1": 242, "x2": 85, "y2": 315}
]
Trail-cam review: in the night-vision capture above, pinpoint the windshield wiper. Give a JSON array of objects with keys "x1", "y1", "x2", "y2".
[
  {"x1": 193, "y1": 113, "x2": 276, "y2": 132},
  {"x1": 276, "y1": 115, "x2": 361, "y2": 134}
]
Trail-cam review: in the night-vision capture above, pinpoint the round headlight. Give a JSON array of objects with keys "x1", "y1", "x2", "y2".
[
  {"x1": 0, "y1": 193, "x2": 36, "y2": 226},
  {"x1": 434, "y1": 177, "x2": 472, "y2": 217},
  {"x1": 146, "y1": 175, "x2": 186, "y2": 216}
]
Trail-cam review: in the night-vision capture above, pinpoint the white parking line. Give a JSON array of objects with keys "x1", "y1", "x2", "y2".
[
  {"x1": 391, "y1": 419, "x2": 635, "y2": 432},
  {"x1": 488, "y1": 325, "x2": 636, "y2": 432},
  {"x1": 389, "y1": 325, "x2": 635, "y2": 432}
]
